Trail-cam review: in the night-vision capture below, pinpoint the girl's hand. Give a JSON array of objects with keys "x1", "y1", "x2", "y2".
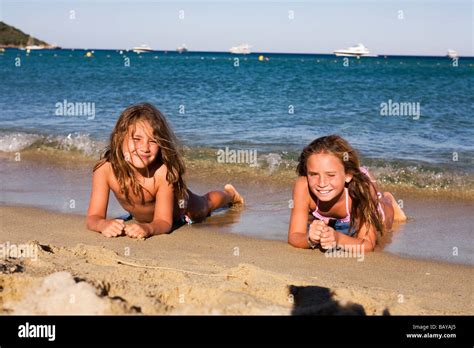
[
  {"x1": 308, "y1": 220, "x2": 326, "y2": 245},
  {"x1": 124, "y1": 223, "x2": 150, "y2": 239},
  {"x1": 320, "y1": 225, "x2": 337, "y2": 250},
  {"x1": 100, "y1": 219, "x2": 125, "y2": 238}
]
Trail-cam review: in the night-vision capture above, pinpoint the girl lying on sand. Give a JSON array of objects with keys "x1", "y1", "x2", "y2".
[
  {"x1": 86, "y1": 103, "x2": 244, "y2": 238},
  {"x1": 288, "y1": 135, "x2": 406, "y2": 252}
]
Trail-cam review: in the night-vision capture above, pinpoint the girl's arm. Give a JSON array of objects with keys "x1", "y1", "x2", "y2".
[
  {"x1": 288, "y1": 177, "x2": 313, "y2": 249},
  {"x1": 86, "y1": 163, "x2": 124, "y2": 236}
]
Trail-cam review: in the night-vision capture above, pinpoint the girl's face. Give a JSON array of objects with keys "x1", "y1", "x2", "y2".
[
  {"x1": 306, "y1": 153, "x2": 352, "y2": 202},
  {"x1": 122, "y1": 120, "x2": 159, "y2": 169}
]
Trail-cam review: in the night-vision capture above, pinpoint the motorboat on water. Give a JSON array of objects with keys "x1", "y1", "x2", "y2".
[
  {"x1": 20, "y1": 36, "x2": 46, "y2": 50},
  {"x1": 229, "y1": 43, "x2": 251, "y2": 54},
  {"x1": 132, "y1": 44, "x2": 153, "y2": 53},
  {"x1": 334, "y1": 43, "x2": 374, "y2": 57},
  {"x1": 176, "y1": 44, "x2": 188, "y2": 53},
  {"x1": 447, "y1": 49, "x2": 458, "y2": 59}
]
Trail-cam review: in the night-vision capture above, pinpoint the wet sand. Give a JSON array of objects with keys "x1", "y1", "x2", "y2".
[
  {"x1": 1, "y1": 150, "x2": 474, "y2": 265},
  {"x1": 1, "y1": 205, "x2": 473, "y2": 315}
]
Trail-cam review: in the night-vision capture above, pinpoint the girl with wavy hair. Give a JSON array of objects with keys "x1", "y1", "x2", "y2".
[
  {"x1": 288, "y1": 135, "x2": 406, "y2": 252},
  {"x1": 86, "y1": 103, "x2": 243, "y2": 238}
]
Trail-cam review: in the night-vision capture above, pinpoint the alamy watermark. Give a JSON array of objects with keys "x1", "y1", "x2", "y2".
[
  {"x1": 380, "y1": 99, "x2": 420, "y2": 120},
  {"x1": 55, "y1": 99, "x2": 95, "y2": 120},
  {"x1": 18, "y1": 322, "x2": 55, "y2": 341},
  {"x1": 1, "y1": 242, "x2": 38, "y2": 261},
  {"x1": 217, "y1": 147, "x2": 258, "y2": 167},
  {"x1": 325, "y1": 245, "x2": 365, "y2": 262}
]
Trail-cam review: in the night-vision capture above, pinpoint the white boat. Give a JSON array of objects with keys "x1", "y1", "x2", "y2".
[
  {"x1": 229, "y1": 43, "x2": 251, "y2": 54},
  {"x1": 176, "y1": 44, "x2": 188, "y2": 53},
  {"x1": 447, "y1": 49, "x2": 458, "y2": 59},
  {"x1": 24, "y1": 45, "x2": 45, "y2": 50},
  {"x1": 333, "y1": 43, "x2": 373, "y2": 57},
  {"x1": 132, "y1": 44, "x2": 153, "y2": 53},
  {"x1": 20, "y1": 36, "x2": 46, "y2": 50}
]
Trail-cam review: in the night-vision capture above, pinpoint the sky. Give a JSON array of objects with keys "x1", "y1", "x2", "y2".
[{"x1": 1, "y1": 0, "x2": 472, "y2": 56}]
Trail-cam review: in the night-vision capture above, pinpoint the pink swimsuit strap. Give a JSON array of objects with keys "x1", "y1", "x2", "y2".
[{"x1": 312, "y1": 187, "x2": 351, "y2": 223}]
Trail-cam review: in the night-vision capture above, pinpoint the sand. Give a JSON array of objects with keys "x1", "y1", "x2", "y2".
[{"x1": 1, "y1": 205, "x2": 473, "y2": 315}]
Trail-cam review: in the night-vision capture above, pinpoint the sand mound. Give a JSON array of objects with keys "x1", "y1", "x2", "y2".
[
  {"x1": 0, "y1": 234, "x2": 461, "y2": 315},
  {"x1": 1, "y1": 244, "x2": 391, "y2": 315},
  {"x1": 6, "y1": 271, "x2": 109, "y2": 315}
]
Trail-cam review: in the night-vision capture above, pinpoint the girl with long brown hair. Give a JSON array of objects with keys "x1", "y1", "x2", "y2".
[
  {"x1": 288, "y1": 135, "x2": 406, "y2": 252},
  {"x1": 86, "y1": 103, "x2": 243, "y2": 238}
]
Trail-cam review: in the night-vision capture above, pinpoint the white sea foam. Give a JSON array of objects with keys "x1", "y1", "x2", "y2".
[
  {"x1": 0, "y1": 132, "x2": 43, "y2": 152},
  {"x1": 0, "y1": 131, "x2": 103, "y2": 157},
  {"x1": 53, "y1": 133, "x2": 101, "y2": 157}
]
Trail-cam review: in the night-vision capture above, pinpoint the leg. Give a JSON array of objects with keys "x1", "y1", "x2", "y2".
[
  {"x1": 383, "y1": 192, "x2": 407, "y2": 222},
  {"x1": 205, "y1": 184, "x2": 244, "y2": 211},
  {"x1": 224, "y1": 184, "x2": 244, "y2": 205},
  {"x1": 186, "y1": 184, "x2": 244, "y2": 222}
]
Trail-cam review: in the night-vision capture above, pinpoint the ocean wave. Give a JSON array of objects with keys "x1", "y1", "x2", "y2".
[
  {"x1": 0, "y1": 131, "x2": 104, "y2": 157},
  {"x1": 1, "y1": 131, "x2": 472, "y2": 196},
  {"x1": 0, "y1": 132, "x2": 43, "y2": 152},
  {"x1": 184, "y1": 147, "x2": 474, "y2": 196}
]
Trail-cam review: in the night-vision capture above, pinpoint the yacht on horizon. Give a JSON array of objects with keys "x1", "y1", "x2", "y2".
[
  {"x1": 229, "y1": 43, "x2": 252, "y2": 54},
  {"x1": 132, "y1": 44, "x2": 153, "y2": 53},
  {"x1": 176, "y1": 44, "x2": 188, "y2": 53},
  {"x1": 447, "y1": 49, "x2": 458, "y2": 59},
  {"x1": 333, "y1": 43, "x2": 375, "y2": 57}
]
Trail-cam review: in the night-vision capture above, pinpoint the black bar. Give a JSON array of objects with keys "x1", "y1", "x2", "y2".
[{"x1": 0, "y1": 315, "x2": 472, "y2": 346}]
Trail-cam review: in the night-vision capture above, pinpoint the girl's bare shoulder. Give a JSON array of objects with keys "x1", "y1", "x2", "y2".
[
  {"x1": 294, "y1": 175, "x2": 308, "y2": 192},
  {"x1": 95, "y1": 161, "x2": 112, "y2": 175},
  {"x1": 153, "y1": 163, "x2": 170, "y2": 182},
  {"x1": 93, "y1": 161, "x2": 114, "y2": 185},
  {"x1": 293, "y1": 176, "x2": 312, "y2": 207}
]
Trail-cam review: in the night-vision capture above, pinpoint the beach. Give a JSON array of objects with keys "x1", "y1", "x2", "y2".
[
  {"x1": 1, "y1": 49, "x2": 473, "y2": 316},
  {"x1": 1, "y1": 138, "x2": 473, "y2": 316},
  {"x1": 1, "y1": 202, "x2": 473, "y2": 315}
]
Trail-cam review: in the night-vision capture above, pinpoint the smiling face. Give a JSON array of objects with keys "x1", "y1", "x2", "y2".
[
  {"x1": 306, "y1": 152, "x2": 352, "y2": 202},
  {"x1": 122, "y1": 120, "x2": 159, "y2": 170}
]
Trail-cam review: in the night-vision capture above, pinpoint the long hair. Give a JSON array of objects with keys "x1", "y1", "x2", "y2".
[
  {"x1": 296, "y1": 135, "x2": 385, "y2": 238},
  {"x1": 94, "y1": 103, "x2": 187, "y2": 206}
]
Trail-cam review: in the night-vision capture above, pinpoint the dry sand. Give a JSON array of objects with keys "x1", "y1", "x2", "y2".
[{"x1": 0, "y1": 205, "x2": 472, "y2": 315}]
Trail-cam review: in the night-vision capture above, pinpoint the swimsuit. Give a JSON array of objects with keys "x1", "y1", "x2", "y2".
[
  {"x1": 311, "y1": 166, "x2": 385, "y2": 237},
  {"x1": 312, "y1": 187, "x2": 356, "y2": 237},
  {"x1": 116, "y1": 213, "x2": 134, "y2": 222}
]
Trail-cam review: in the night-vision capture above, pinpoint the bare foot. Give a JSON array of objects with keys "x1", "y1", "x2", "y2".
[
  {"x1": 384, "y1": 192, "x2": 407, "y2": 222},
  {"x1": 224, "y1": 184, "x2": 244, "y2": 205}
]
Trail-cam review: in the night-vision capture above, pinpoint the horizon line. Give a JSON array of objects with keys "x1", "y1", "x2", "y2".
[{"x1": 6, "y1": 47, "x2": 473, "y2": 59}]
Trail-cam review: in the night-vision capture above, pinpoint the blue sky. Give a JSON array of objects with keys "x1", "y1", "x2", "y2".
[{"x1": 1, "y1": 0, "x2": 472, "y2": 56}]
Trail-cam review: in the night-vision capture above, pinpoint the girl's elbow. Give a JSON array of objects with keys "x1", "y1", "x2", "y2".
[
  {"x1": 85, "y1": 215, "x2": 101, "y2": 232},
  {"x1": 287, "y1": 233, "x2": 295, "y2": 247},
  {"x1": 150, "y1": 221, "x2": 172, "y2": 235},
  {"x1": 85, "y1": 218, "x2": 95, "y2": 231},
  {"x1": 362, "y1": 241, "x2": 375, "y2": 252},
  {"x1": 288, "y1": 234, "x2": 305, "y2": 249},
  {"x1": 85, "y1": 216, "x2": 92, "y2": 230},
  {"x1": 162, "y1": 224, "x2": 172, "y2": 235}
]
